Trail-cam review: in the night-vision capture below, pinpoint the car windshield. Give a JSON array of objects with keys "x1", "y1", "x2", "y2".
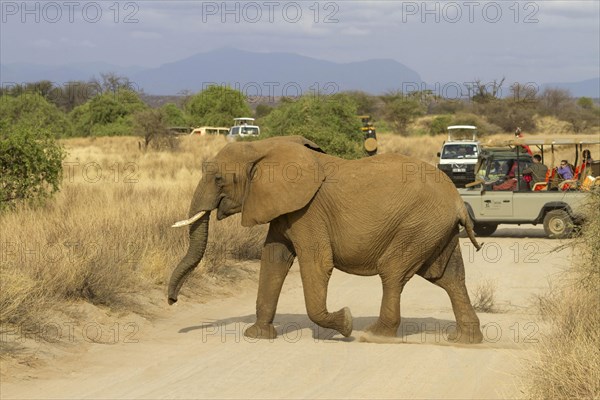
[
  {"x1": 240, "y1": 127, "x2": 259, "y2": 135},
  {"x1": 441, "y1": 144, "x2": 478, "y2": 159}
]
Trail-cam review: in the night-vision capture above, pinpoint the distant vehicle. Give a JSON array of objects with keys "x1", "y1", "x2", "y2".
[
  {"x1": 359, "y1": 115, "x2": 377, "y2": 156},
  {"x1": 227, "y1": 117, "x2": 260, "y2": 141},
  {"x1": 437, "y1": 125, "x2": 481, "y2": 187},
  {"x1": 168, "y1": 126, "x2": 192, "y2": 136},
  {"x1": 190, "y1": 126, "x2": 230, "y2": 136}
]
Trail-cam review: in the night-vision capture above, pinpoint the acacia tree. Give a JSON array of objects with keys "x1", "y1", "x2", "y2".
[
  {"x1": 382, "y1": 91, "x2": 425, "y2": 135},
  {"x1": 467, "y1": 78, "x2": 506, "y2": 103},
  {"x1": 132, "y1": 108, "x2": 176, "y2": 150}
]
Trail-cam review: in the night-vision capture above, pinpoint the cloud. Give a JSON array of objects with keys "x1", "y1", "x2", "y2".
[
  {"x1": 32, "y1": 37, "x2": 95, "y2": 49},
  {"x1": 131, "y1": 31, "x2": 163, "y2": 40},
  {"x1": 32, "y1": 39, "x2": 54, "y2": 48},
  {"x1": 58, "y1": 37, "x2": 95, "y2": 48}
]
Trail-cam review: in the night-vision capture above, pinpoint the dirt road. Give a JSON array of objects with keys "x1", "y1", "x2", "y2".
[{"x1": 2, "y1": 228, "x2": 570, "y2": 399}]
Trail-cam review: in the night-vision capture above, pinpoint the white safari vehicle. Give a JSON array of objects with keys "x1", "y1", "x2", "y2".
[
  {"x1": 437, "y1": 125, "x2": 481, "y2": 187},
  {"x1": 226, "y1": 117, "x2": 260, "y2": 141},
  {"x1": 190, "y1": 126, "x2": 230, "y2": 136}
]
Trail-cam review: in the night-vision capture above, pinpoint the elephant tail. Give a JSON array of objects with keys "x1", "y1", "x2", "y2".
[{"x1": 459, "y1": 206, "x2": 482, "y2": 252}]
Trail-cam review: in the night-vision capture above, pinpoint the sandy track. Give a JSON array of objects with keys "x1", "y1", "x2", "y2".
[{"x1": 1, "y1": 228, "x2": 569, "y2": 399}]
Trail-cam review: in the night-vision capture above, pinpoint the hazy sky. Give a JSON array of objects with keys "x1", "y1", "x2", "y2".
[{"x1": 1, "y1": 1, "x2": 599, "y2": 84}]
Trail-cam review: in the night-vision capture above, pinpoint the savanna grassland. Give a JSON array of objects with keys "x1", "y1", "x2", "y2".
[
  {"x1": 0, "y1": 135, "x2": 266, "y2": 344},
  {"x1": 1, "y1": 125, "x2": 599, "y2": 397}
]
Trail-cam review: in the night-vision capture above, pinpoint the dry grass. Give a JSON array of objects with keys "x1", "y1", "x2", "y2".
[
  {"x1": 2, "y1": 130, "x2": 599, "y2": 362},
  {"x1": 526, "y1": 190, "x2": 600, "y2": 399},
  {"x1": 377, "y1": 127, "x2": 600, "y2": 168},
  {"x1": 0, "y1": 135, "x2": 234, "y2": 336},
  {"x1": 470, "y1": 280, "x2": 498, "y2": 313}
]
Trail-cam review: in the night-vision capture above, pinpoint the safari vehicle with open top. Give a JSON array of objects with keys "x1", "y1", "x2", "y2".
[
  {"x1": 226, "y1": 117, "x2": 260, "y2": 141},
  {"x1": 437, "y1": 125, "x2": 481, "y2": 187},
  {"x1": 459, "y1": 138, "x2": 600, "y2": 238}
]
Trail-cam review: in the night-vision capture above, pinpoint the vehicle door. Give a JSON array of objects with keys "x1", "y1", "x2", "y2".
[{"x1": 479, "y1": 190, "x2": 514, "y2": 217}]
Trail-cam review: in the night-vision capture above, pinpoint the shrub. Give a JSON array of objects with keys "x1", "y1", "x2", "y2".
[
  {"x1": 133, "y1": 108, "x2": 178, "y2": 150},
  {"x1": 0, "y1": 93, "x2": 73, "y2": 137},
  {"x1": 260, "y1": 93, "x2": 364, "y2": 159},
  {"x1": 161, "y1": 103, "x2": 188, "y2": 127},
  {"x1": 470, "y1": 280, "x2": 498, "y2": 313},
  {"x1": 69, "y1": 89, "x2": 147, "y2": 136},
  {"x1": 0, "y1": 125, "x2": 65, "y2": 210},
  {"x1": 186, "y1": 86, "x2": 251, "y2": 127},
  {"x1": 382, "y1": 97, "x2": 425, "y2": 135},
  {"x1": 477, "y1": 100, "x2": 537, "y2": 132},
  {"x1": 429, "y1": 115, "x2": 453, "y2": 135}
]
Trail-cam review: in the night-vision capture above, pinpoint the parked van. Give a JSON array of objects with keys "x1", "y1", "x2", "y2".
[
  {"x1": 437, "y1": 125, "x2": 481, "y2": 187},
  {"x1": 227, "y1": 117, "x2": 260, "y2": 141},
  {"x1": 190, "y1": 126, "x2": 230, "y2": 136}
]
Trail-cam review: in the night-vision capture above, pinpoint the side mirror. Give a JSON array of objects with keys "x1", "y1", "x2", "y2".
[{"x1": 437, "y1": 152, "x2": 441, "y2": 157}]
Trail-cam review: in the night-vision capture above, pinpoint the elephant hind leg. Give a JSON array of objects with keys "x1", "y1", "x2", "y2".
[
  {"x1": 365, "y1": 282, "x2": 402, "y2": 337},
  {"x1": 428, "y1": 244, "x2": 483, "y2": 344}
]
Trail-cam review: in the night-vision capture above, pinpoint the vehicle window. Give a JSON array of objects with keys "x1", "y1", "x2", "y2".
[
  {"x1": 442, "y1": 144, "x2": 478, "y2": 159},
  {"x1": 487, "y1": 160, "x2": 510, "y2": 179},
  {"x1": 230, "y1": 127, "x2": 240, "y2": 135},
  {"x1": 241, "y1": 127, "x2": 259, "y2": 135}
]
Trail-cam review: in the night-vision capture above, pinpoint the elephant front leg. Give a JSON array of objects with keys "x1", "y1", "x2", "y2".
[
  {"x1": 244, "y1": 238, "x2": 295, "y2": 340},
  {"x1": 299, "y1": 257, "x2": 353, "y2": 338}
]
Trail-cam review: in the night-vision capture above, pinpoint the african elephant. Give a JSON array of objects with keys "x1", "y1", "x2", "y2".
[{"x1": 168, "y1": 136, "x2": 484, "y2": 343}]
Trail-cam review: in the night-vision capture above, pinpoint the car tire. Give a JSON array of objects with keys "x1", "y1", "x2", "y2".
[
  {"x1": 543, "y1": 210, "x2": 574, "y2": 239},
  {"x1": 473, "y1": 223, "x2": 498, "y2": 237}
]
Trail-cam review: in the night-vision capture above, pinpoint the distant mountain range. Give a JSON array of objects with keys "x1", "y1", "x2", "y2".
[{"x1": 1, "y1": 48, "x2": 598, "y2": 98}]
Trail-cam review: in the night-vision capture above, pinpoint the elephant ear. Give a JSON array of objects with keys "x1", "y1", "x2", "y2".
[{"x1": 241, "y1": 141, "x2": 324, "y2": 227}]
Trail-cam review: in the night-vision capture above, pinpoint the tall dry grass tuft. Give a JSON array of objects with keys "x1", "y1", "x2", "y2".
[
  {"x1": 527, "y1": 189, "x2": 600, "y2": 399},
  {"x1": 470, "y1": 280, "x2": 498, "y2": 313}
]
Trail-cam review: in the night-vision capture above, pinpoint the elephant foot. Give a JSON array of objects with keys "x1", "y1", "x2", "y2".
[
  {"x1": 244, "y1": 323, "x2": 278, "y2": 340},
  {"x1": 447, "y1": 323, "x2": 483, "y2": 344},
  {"x1": 365, "y1": 319, "x2": 399, "y2": 337},
  {"x1": 336, "y1": 307, "x2": 353, "y2": 337}
]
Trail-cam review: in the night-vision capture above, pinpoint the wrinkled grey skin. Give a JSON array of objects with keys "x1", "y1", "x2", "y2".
[{"x1": 168, "y1": 136, "x2": 483, "y2": 343}]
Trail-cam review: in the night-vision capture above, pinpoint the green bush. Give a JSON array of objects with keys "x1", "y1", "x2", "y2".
[
  {"x1": 477, "y1": 101, "x2": 537, "y2": 132},
  {"x1": 383, "y1": 97, "x2": 425, "y2": 135},
  {"x1": 186, "y1": 86, "x2": 251, "y2": 127},
  {"x1": 161, "y1": 103, "x2": 188, "y2": 127},
  {"x1": 0, "y1": 93, "x2": 72, "y2": 137},
  {"x1": 69, "y1": 89, "x2": 147, "y2": 136},
  {"x1": 429, "y1": 115, "x2": 453, "y2": 135},
  {"x1": 260, "y1": 93, "x2": 364, "y2": 159},
  {"x1": 0, "y1": 125, "x2": 65, "y2": 209}
]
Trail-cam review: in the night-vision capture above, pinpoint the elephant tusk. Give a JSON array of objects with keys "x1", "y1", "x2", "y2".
[{"x1": 171, "y1": 210, "x2": 207, "y2": 228}]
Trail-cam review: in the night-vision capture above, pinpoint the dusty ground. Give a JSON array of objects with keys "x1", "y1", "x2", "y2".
[{"x1": 1, "y1": 227, "x2": 570, "y2": 399}]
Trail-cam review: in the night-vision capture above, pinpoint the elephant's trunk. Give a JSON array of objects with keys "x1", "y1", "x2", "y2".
[{"x1": 167, "y1": 212, "x2": 210, "y2": 304}]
